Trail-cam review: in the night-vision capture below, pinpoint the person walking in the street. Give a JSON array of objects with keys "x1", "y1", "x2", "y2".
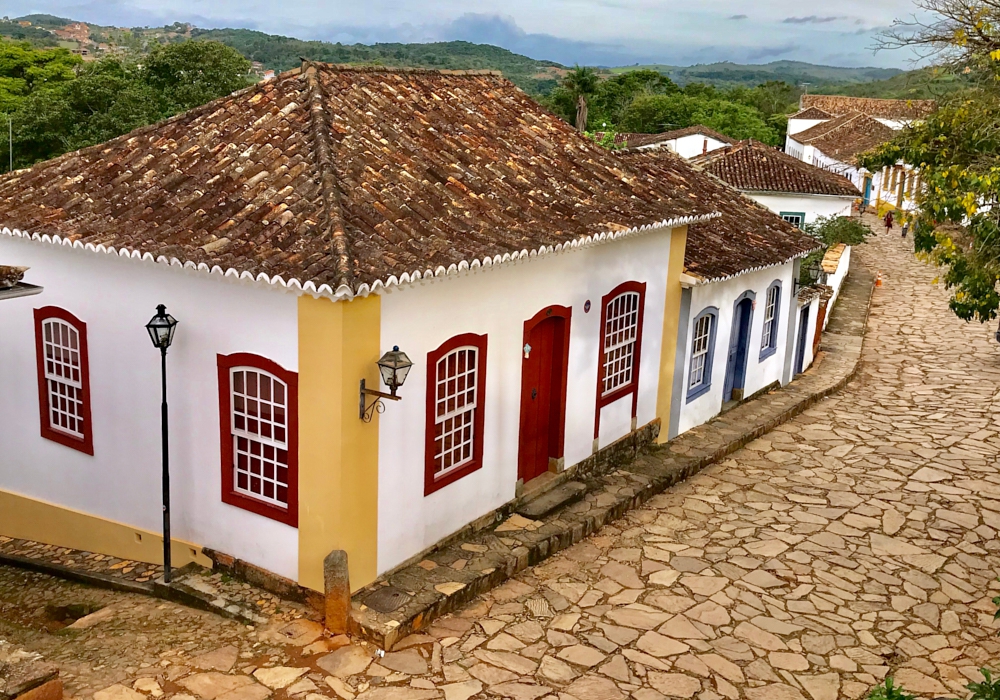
[
  {"x1": 902, "y1": 221, "x2": 909, "y2": 238},
  {"x1": 884, "y1": 211, "x2": 894, "y2": 234}
]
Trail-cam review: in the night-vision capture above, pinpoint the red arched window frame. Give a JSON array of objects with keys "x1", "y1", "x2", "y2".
[
  {"x1": 425, "y1": 333, "x2": 488, "y2": 496},
  {"x1": 594, "y1": 281, "x2": 647, "y2": 439},
  {"x1": 34, "y1": 306, "x2": 94, "y2": 455},
  {"x1": 218, "y1": 353, "x2": 299, "y2": 527}
]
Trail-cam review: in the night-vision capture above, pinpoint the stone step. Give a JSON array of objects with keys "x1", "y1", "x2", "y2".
[{"x1": 516, "y1": 480, "x2": 589, "y2": 520}]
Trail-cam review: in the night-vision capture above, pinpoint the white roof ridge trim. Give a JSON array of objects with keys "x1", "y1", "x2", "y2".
[
  {"x1": 1, "y1": 213, "x2": 719, "y2": 301},
  {"x1": 685, "y1": 249, "x2": 818, "y2": 286}
]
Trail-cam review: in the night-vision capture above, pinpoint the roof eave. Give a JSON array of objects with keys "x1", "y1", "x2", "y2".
[{"x1": 2, "y1": 212, "x2": 720, "y2": 302}]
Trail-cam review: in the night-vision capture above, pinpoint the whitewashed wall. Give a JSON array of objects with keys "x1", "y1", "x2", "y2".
[
  {"x1": 676, "y1": 263, "x2": 796, "y2": 435},
  {"x1": 747, "y1": 193, "x2": 855, "y2": 225},
  {"x1": 376, "y1": 229, "x2": 677, "y2": 573},
  {"x1": 0, "y1": 233, "x2": 301, "y2": 580},
  {"x1": 665, "y1": 134, "x2": 731, "y2": 160},
  {"x1": 823, "y1": 246, "x2": 852, "y2": 329},
  {"x1": 787, "y1": 118, "x2": 830, "y2": 139}
]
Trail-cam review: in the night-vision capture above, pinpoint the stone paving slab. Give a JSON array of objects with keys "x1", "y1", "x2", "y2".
[{"x1": 350, "y1": 252, "x2": 875, "y2": 650}]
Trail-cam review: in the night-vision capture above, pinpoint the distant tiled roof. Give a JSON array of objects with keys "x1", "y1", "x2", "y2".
[
  {"x1": 800, "y1": 94, "x2": 936, "y2": 121},
  {"x1": 620, "y1": 149, "x2": 823, "y2": 282},
  {"x1": 690, "y1": 140, "x2": 860, "y2": 197},
  {"x1": 788, "y1": 106, "x2": 833, "y2": 120},
  {"x1": 790, "y1": 112, "x2": 896, "y2": 165},
  {"x1": 595, "y1": 126, "x2": 735, "y2": 150},
  {"x1": 821, "y1": 243, "x2": 848, "y2": 273},
  {"x1": 0, "y1": 63, "x2": 715, "y2": 300}
]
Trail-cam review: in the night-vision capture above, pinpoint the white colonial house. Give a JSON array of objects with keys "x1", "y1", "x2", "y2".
[
  {"x1": 604, "y1": 126, "x2": 735, "y2": 159},
  {"x1": 622, "y1": 149, "x2": 822, "y2": 438},
  {"x1": 785, "y1": 95, "x2": 937, "y2": 213},
  {"x1": 690, "y1": 139, "x2": 860, "y2": 227},
  {"x1": 0, "y1": 63, "x2": 734, "y2": 596}
]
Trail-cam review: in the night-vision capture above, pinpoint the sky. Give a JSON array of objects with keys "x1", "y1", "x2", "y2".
[{"x1": 5, "y1": 0, "x2": 924, "y2": 68}]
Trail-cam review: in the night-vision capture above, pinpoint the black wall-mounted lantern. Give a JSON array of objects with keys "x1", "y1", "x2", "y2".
[
  {"x1": 360, "y1": 346, "x2": 413, "y2": 422},
  {"x1": 145, "y1": 304, "x2": 178, "y2": 583}
]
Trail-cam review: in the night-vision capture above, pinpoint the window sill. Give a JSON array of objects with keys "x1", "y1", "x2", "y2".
[
  {"x1": 222, "y1": 490, "x2": 297, "y2": 528},
  {"x1": 425, "y1": 459, "x2": 483, "y2": 496},
  {"x1": 686, "y1": 383, "x2": 712, "y2": 404},
  {"x1": 759, "y1": 346, "x2": 778, "y2": 362}
]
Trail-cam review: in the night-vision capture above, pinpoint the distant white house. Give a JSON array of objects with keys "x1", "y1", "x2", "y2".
[
  {"x1": 785, "y1": 95, "x2": 937, "y2": 213},
  {"x1": 691, "y1": 139, "x2": 860, "y2": 227},
  {"x1": 604, "y1": 126, "x2": 735, "y2": 159},
  {"x1": 622, "y1": 148, "x2": 823, "y2": 439}
]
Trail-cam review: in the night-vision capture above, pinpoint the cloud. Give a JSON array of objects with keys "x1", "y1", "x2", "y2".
[
  {"x1": 727, "y1": 14, "x2": 748, "y2": 20},
  {"x1": 746, "y1": 43, "x2": 799, "y2": 60},
  {"x1": 782, "y1": 16, "x2": 843, "y2": 24}
]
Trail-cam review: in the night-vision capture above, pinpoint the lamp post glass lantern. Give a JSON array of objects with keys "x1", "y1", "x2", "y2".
[
  {"x1": 146, "y1": 304, "x2": 178, "y2": 583},
  {"x1": 360, "y1": 346, "x2": 413, "y2": 421},
  {"x1": 378, "y1": 346, "x2": 413, "y2": 396}
]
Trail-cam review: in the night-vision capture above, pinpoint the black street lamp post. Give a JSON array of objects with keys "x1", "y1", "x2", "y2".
[{"x1": 146, "y1": 305, "x2": 178, "y2": 583}]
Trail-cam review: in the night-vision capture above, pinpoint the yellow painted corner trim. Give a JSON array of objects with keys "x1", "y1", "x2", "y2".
[
  {"x1": 655, "y1": 225, "x2": 688, "y2": 443},
  {"x1": 297, "y1": 294, "x2": 381, "y2": 593},
  {"x1": 0, "y1": 488, "x2": 210, "y2": 567}
]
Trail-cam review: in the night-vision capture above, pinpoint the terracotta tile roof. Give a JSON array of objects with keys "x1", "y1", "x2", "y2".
[
  {"x1": 790, "y1": 112, "x2": 896, "y2": 165},
  {"x1": 821, "y1": 242, "x2": 848, "y2": 273},
  {"x1": 620, "y1": 149, "x2": 823, "y2": 282},
  {"x1": 689, "y1": 140, "x2": 860, "y2": 197},
  {"x1": 800, "y1": 94, "x2": 936, "y2": 121},
  {"x1": 788, "y1": 107, "x2": 833, "y2": 120},
  {"x1": 595, "y1": 126, "x2": 735, "y2": 150},
  {"x1": 0, "y1": 63, "x2": 715, "y2": 299}
]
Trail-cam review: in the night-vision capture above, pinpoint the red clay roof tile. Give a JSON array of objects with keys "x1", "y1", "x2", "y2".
[
  {"x1": 690, "y1": 140, "x2": 860, "y2": 197},
  {"x1": 0, "y1": 63, "x2": 716, "y2": 298}
]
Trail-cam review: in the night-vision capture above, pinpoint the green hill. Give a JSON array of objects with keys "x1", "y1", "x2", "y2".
[
  {"x1": 609, "y1": 60, "x2": 902, "y2": 89},
  {"x1": 190, "y1": 28, "x2": 566, "y2": 94},
  {"x1": 811, "y1": 66, "x2": 971, "y2": 100}
]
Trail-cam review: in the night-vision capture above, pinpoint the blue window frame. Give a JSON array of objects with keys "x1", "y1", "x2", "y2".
[
  {"x1": 780, "y1": 212, "x2": 806, "y2": 228},
  {"x1": 686, "y1": 307, "x2": 718, "y2": 402},
  {"x1": 759, "y1": 281, "x2": 782, "y2": 360}
]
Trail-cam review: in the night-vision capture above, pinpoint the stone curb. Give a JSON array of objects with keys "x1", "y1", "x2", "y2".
[
  {"x1": 352, "y1": 257, "x2": 876, "y2": 649},
  {"x1": 0, "y1": 553, "x2": 261, "y2": 626}
]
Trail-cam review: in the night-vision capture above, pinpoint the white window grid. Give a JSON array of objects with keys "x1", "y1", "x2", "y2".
[
  {"x1": 781, "y1": 213, "x2": 803, "y2": 227},
  {"x1": 762, "y1": 286, "x2": 779, "y2": 350},
  {"x1": 433, "y1": 346, "x2": 479, "y2": 478},
  {"x1": 231, "y1": 368, "x2": 290, "y2": 508},
  {"x1": 689, "y1": 314, "x2": 712, "y2": 390},
  {"x1": 42, "y1": 318, "x2": 85, "y2": 439},
  {"x1": 602, "y1": 292, "x2": 640, "y2": 396}
]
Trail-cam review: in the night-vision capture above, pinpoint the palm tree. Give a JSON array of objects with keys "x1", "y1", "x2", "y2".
[{"x1": 563, "y1": 66, "x2": 599, "y2": 132}]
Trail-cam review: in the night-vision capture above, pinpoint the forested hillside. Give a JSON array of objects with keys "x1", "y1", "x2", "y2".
[{"x1": 191, "y1": 28, "x2": 565, "y2": 94}]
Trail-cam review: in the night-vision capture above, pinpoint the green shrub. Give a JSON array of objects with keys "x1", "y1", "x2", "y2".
[{"x1": 866, "y1": 678, "x2": 916, "y2": 700}]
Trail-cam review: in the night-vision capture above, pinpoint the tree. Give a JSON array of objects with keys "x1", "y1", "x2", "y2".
[
  {"x1": 2, "y1": 39, "x2": 254, "y2": 170},
  {"x1": 860, "y1": 0, "x2": 1000, "y2": 322},
  {"x1": 619, "y1": 93, "x2": 780, "y2": 144},
  {"x1": 562, "y1": 66, "x2": 599, "y2": 131},
  {"x1": 141, "y1": 40, "x2": 251, "y2": 113},
  {"x1": 587, "y1": 69, "x2": 678, "y2": 127}
]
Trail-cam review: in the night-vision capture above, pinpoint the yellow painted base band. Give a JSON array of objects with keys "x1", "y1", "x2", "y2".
[
  {"x1": 0, "y1": 488, "x2": 211, "y2": 568},
  {"x1": 655, "y1": 225, "x2": 688, "y2": 443}
]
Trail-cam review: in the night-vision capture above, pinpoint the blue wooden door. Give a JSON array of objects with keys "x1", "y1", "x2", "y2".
[
  {"x1": 862, "y1": 176, "x2": 872, "y2": 209},
  {"x1": 723, "y1": 298, "x2": 753, "y2": 401}
]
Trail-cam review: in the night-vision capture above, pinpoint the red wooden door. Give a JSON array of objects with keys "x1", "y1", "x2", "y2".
[{"x1": 518, "y1": 307, "x2": 571, "y2": 484}]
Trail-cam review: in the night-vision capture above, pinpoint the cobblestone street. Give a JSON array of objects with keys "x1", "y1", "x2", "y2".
[{"x1": 3, "y1": 226, "x2": 1000, "y2": 700}]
